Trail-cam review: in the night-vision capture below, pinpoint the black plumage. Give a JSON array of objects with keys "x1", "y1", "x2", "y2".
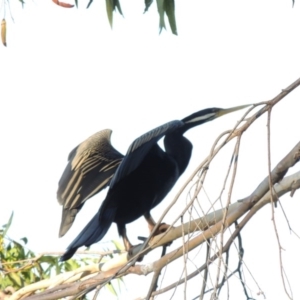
[{"x1": 60, "y1": 105, "x2": 249, "y2": 261}]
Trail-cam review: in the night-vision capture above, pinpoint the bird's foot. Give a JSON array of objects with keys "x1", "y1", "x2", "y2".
[
  {"x1": 151, "y1": 222, "x2": 172, "y2": 236},
  {"x1": 150, "y1": 223, "x2": 173, "y2": 248},
  {"x1": 127, "y1": 237, "x2": 148, "y2": 262}
]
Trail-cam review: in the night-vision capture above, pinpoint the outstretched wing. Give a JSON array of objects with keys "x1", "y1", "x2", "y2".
[
  {"x1": 57, "y1": 129, "x2": 123, "y2": 237},
  {"x1": 110, "y1": 120, "x2": 184, "y2": 189}
]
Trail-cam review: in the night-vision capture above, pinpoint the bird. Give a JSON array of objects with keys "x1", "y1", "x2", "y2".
[{"x1": 60, "y1": 105, "x2": 249, "y2": 261}]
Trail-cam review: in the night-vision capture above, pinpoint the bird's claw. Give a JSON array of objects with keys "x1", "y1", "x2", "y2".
[
  {"x1": 150, "y1": 223, "x2": 173, "y2": 247},
  {"x1": 127, "y1": 238, "x2": 148, "y2": 261},
  {"x1": 150, "y1": 222, "x2": 172, "y2": 237}
]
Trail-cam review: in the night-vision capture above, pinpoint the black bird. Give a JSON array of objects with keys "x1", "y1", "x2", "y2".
[{"x1": 60, "y1": 105, "x2": 249, "y2": 261}]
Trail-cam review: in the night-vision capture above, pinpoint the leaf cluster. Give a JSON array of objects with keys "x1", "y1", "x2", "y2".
[
  {"x1": 0, "y1": 213, "x2": 89, "y2": 298},
  {"x1": 61, "y1": 0, "x2": 177, "y2": 35}
]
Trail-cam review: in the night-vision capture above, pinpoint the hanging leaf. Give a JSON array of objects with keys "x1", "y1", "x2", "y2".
[
  {"x1": 7, "y1": 272, "x2": 23, "y2": 288},
  {"x1": 18, "y1": 0, "x2": 25, "y2": 7},
  {"x1": 156, "y1": 0, "x2": 166, "y2": 33},
  {"x1": 52, "y1": 0, "x2": 74, "y2": 8},
  {"x1": 164, "y1": 0, "x2": 177, "y2": 35},
  {"x1": 144, "y1": 0, "x2": 154, "y2": 13},
  {"x1": 2, "y1": 212, "x2": 14, "y2": 236},
  {"x1": 106, "y1": 0, "x2": 114, "y2": 28},
  {"x1": 156, "y1": 0, "x2": 177, "y2": 35},
  {"x1": 111, "y1": 239, "x2": 124, "y2": 251},
  {"x1": 115, "y1": 0, "x2": 123, "y2": 15},
  {"x1": 106, "y1": 282, "x2": 118, "y2": 296},
  {"x1": 86, "y1": 0, "x2": 93, "y2": 8},
  {"x1": 20, "y1": 237, "x2": 28, "y2": 245},
  {"x1": 1, "y1": 19, "x2": 7, "y2": 47},
  {"x1": 105, "y1": 0, "x2": 123, "y2": 28}
]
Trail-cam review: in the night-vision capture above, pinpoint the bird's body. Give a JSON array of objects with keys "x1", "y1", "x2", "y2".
[
  {"x1": 111, "y1": 144, "x2": 180, "y2": 225},
  {"x1": 59, "y1": 105, "x2": 249, "y2": 261}
]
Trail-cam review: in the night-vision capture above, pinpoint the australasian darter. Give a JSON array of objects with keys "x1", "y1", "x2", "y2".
[{"x1": 58, "y1": 105, "x2": 249, "y2": 261}]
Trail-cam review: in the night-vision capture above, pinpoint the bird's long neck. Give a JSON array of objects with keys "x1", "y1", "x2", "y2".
[{"x1": 164, "y1": 132, "x2": 193, "y2": 176}]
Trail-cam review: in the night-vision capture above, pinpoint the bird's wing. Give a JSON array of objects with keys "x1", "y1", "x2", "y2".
[
  {"x1": 57, "y1": 129, "x2": 123, "y2": 237},
  {"x1": 110, "y1": 120, "x2": 183, "y2": 189}
]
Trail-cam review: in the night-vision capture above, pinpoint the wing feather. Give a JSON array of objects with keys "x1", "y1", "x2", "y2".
[
  {"x1": 110, "y1": 120, "x2": 183, "y2": 189},
  {"x1": 57, "y1": 129, "x2": 123, "y2": 237}
]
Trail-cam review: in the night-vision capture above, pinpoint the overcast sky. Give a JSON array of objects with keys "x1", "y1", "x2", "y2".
[{"x1": 1, "y1": 0, "x2": 300, "y2": 299}]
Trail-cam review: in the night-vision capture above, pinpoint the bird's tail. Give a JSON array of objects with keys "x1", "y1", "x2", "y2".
[{"x1": 60, "y1": 208, "x2": 116, "y2": 261}]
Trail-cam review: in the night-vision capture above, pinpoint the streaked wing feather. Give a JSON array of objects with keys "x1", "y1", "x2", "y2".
[
  {"x1": 57, "y1": 129, "x2": 123, "y2": 236},
  {"x1": 59, "y1": 206, "x2": 82, "y2": 237}
]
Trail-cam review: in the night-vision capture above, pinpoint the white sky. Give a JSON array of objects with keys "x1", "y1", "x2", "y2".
[{"x1": 1, "y1": 0, "x2": 300, "y2": 299}]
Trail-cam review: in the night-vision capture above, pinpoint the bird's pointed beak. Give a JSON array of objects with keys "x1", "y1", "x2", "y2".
[
  {"x1": 181, "y1": 104, "x2": 251, "y2": 127},
  {"x1": 216, "y1": 104, "x2": 251, "y2": 118}
]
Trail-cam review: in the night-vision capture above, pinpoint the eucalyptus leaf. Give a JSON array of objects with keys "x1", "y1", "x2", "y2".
[
  {"x1": 164, "y1": 0, "x2": 177, "y2": 35},
  {"x1": 156, "y1": 0, "x2": 166, "y2": 33},
  {"x1": 144, "y1": 0, "x2": 154, "y2": 12},
  {"x1": 86, "y1": 0, "x2": 93, "y2": 9},
  {"x1": 106, "y1": 0, "x2": 114, "y2": 28},
  {"x1": 8, "y1": 272, "x2": 23, "y2": 288},
  {"x1": 20, "y1": 237, "x2": 28, "y2": 245},
  {"x1": 2, "y1": 211, "x2": 14, "y2": 237},
  {"x1": 107, "y1": 282, "x2": 118, "y2": 296}
]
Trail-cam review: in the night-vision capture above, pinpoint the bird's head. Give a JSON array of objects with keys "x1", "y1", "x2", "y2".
[{"x1": 180, "y1": 104, "x2": 251, "y2": 132}]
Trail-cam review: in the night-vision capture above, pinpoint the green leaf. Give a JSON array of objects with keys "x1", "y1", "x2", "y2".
[
  {"x1": 2, "y1": 211, "x2": 14, "y2": 237},
  {"x1": 115, "y1": 0, "x2": 123, "y2": 15},
  {"x1": 156, "y1": 0, "x2": 166, "y2": 33},
  {"x1": 20, "y1": 237, "x2": 28, "y2": 245},
  {"x1": 164, "y1": 0, "x2": 177, "y2": 35},
  {"x1": 144, "y1": 0, "x2": 154, "y2": 13},
  {"x1": 106, "y1": 0, "x2": 114, "y2": 28},
  {"x1": 29, "y1": 271, "x2": 37, "y2": 282},
  {"x1": 107, "y1": 282, "x2": 118, "y2": 296},
  {"x1": 8, "y1": 272, "x2": 23, "y2": 288},
  {"x1": 105, "y1": 0, "x2": 123, "y2": 29},
  {"x1": 39, "y1": 255, "x2": 57, "y2": 264},
  {"x1": 18, "y1": 0, "x2": 25, "y2": 8},
  {"x1": 0, "y1": 275, "x2": 12, "y2": 289},
  {"x1": 111, "y1": 239, "x2": 123, "y2": 251},
  {"x1": 64, "y1": 259, "x2": 80, "y2": 272},
  {"x1": 86, "y1": 0, "x2": 93, "y2": 8},
  {"x1": 23, "y1": 270, "x2": 36, "y2": 284},
  {"x1": 156, "y1": 0, "x2": 177, "y2": 35}
]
